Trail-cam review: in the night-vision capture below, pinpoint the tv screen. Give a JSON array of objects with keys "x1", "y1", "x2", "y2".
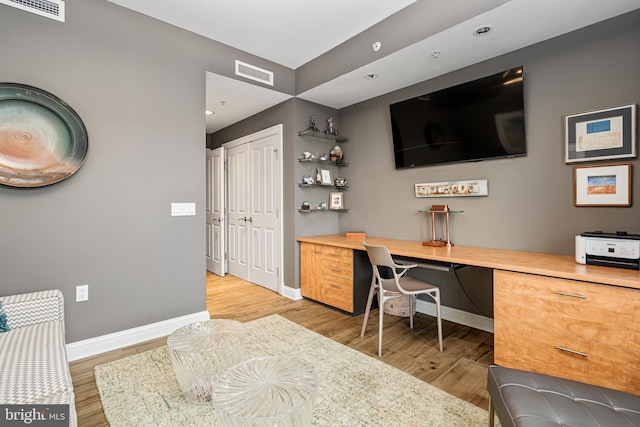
[{"x1": 389, "y1": 67, "x2": 526, "y2": 169}]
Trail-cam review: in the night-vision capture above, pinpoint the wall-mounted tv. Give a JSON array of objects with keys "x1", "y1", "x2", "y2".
[{"x1": 389, "y1": 66, "x2": 526, "y2": 169}]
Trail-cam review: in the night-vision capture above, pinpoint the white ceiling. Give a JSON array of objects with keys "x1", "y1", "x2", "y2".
[{"x1": 108, "y1": 0, "x2": 640, "y2": 133}]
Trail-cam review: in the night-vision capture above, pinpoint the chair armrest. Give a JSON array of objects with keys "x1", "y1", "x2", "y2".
[{"x1": 0, "y1": 290, "x2": 65, "y2": 330}]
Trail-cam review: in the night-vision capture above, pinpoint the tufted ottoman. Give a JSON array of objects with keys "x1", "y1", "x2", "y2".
[{"x1": 487, "y1": 365, "x2": 640, "y2": 427}]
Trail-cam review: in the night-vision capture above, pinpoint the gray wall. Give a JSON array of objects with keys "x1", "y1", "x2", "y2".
[
  {"x1": 339, "y1": 11, "x2": 640, "y2": 255},
  {"x1": 0, "y1": 0, "x2": 294, "y2": 342},
  {"x1": 334, "y1": 12, "x2": 640, "y2": 315},
  {"x1": 211, "y1": 10, "x2": 640, "y2": 317}
]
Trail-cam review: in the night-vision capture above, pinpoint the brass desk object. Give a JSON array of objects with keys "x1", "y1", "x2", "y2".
[{"x1": 420, "y1": 205, "x2": 462, "y2": 247}]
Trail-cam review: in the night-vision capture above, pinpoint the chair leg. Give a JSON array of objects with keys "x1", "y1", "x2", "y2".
[
  {"x1": 435, "y1": 291, "x2": 443, "y2": 352},
  {"x1": 360, "y1": 280, "x2": 377, "y2": 337},
  {"x1": 409, "y1": 297, "x2": 414, "y2": 329},
  {"x1": 488, "y1": 396, "x2": 495, "y2": 427},
  {"x1": 378, "y1": 292, "x2": 385, "y2": 357}
]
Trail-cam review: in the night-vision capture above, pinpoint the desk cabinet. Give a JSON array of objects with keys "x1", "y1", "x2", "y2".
[
  {"x1": 300, "y1": 242, "x2": 371, "y2": 314},
  {"x1": 494, "y1": 270, "x2": 640, "y2": 395}
]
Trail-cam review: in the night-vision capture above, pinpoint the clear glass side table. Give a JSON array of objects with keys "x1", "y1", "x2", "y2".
[
  {"x1": 167, "y1": 319, "x2": 246, "y2": 404},
  {"x1": 212, "y1": 356, "x2": 319, "y2": 426}
]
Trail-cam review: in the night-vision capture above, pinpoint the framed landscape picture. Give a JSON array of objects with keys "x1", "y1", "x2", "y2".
[{"x1": 573, "y1": 163, "x2": 632, "y2": 206}]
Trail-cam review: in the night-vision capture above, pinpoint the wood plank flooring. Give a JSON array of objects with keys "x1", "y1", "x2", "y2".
[{"x1": 70, "y1": 272, "x2": 494, "y2": 426}]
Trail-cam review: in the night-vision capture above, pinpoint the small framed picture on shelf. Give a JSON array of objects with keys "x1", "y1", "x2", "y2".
[
  {"x1": 317, "y1": 168, "x2": 332, "y2": 185},
  {"x1": 573, "y1": 163, "x2": 632, "y2": 206},
  {"x1": 565, "y1": 104, "x2": 636, "y2": 163},
  {"x1": 330, "y1": 192, "x2": 344, "y2": 210}
]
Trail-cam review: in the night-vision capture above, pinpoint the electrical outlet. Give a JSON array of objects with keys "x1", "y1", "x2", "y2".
[{"x1": 76, "y1": 285, "x2": 89, "y2": 302}]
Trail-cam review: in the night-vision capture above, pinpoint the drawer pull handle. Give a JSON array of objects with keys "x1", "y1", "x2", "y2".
[
  {"x1": 330, "y1": 268, "x2": 342, "y2": 272},
  {"x1": 555, "y1": 346, "x2": 588, "y2": 358},
  {"x1": 312, "y1": 250, "x2": 322, "y2": 254},
  {"x1": 330, "y1": 283, "x2": 342, "y2": 289},
  {"x1": 554, "y1": 291, "x2": 587, "y2": 299},
  {"x1": 329, "y1": 253, "x2": 341, "y2": 257}
]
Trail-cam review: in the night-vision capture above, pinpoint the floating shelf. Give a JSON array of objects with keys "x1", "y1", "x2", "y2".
[
  {"x1": 298, "y1": 183, "x2": 348, "y2": 190},
  {"x1": 298, "y1": 208, "x2": 349, "y2": 213},
  {"x1": 297, "y1": 158, "x2": 349, "y2": 166},
  {"x1": 297, "y1": 129, "x2": 348, "y2": 143}
]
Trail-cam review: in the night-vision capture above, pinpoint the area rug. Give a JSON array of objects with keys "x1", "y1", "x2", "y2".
[{"x1": 95, "y1": 314, "x2": 490, "y2": 426}]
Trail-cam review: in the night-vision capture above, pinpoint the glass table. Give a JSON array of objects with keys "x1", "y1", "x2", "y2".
[
  {"x1": 212, "y1": 356, "x2": 319, "y2": 426},
  {"x1": 167, "y1": 319, "x2": 246, "y2": 404}
]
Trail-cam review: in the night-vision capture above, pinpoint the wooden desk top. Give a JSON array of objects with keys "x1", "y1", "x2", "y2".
[{"x1": 297, "y1": 234, "x2": 640, "y2": 290}]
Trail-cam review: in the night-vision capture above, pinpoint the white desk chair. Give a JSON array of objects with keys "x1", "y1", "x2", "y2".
[{"x1": 360, "y1": 242, "x2": 443, "y2": 356}]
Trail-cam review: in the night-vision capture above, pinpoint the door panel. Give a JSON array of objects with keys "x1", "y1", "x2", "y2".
[
  {"x1": 247, "y1": 133, "x2": 279, "y2": 291},
  {"x1": 206, "y1": 148, "x2": 225, "y2": 276},
  {"x1": 226, "y1": 144, "x2": 249, "y2": 279}
]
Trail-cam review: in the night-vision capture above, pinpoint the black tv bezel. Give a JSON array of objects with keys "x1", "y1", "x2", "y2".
[{"x1": 389, "y1": 66, "x2": 526, "y2": 169}]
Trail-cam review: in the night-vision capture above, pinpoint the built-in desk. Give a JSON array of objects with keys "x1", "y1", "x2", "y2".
[{"x1": 297, "y1": 234, "x2": 640, "y2": 395}]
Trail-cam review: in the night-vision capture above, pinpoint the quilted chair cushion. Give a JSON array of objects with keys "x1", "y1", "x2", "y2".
[{"x1": 488, "y1": 365, "x2": 640, "y2": 427}]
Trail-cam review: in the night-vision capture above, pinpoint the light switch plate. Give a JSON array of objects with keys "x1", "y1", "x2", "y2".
[{"x1": 171, "y1": 202, "x2": 196, "y2": 216}]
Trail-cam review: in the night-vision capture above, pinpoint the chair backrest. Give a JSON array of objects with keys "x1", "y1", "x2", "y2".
[{"x1": 363, "y1": 243, "x2": 396, "y2": 269}]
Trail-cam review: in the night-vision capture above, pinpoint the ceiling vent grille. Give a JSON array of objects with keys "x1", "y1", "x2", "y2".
[
  {"x1": 0, "y1": 0, "x2": 65, "y2": 22},
  {"x1": 235, "y1": 60, "x2": 274, "y2": 86}
]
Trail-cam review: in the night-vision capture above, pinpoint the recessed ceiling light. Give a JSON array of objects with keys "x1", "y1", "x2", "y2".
[
  {"x1": 364, "y1": 73, "x2": 378, "y2": 80},
  {"x1": 473, "y1": 25, "x2": 493, "y2": 36},
  {"x1": 205, "y1": 110, "x2": 214, "y2": 115},
  {"x1": 431, "y1": 51, "x2": 441, "y2": 59}
]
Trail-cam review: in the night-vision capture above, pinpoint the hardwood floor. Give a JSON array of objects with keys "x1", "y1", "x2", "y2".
[{"x1": 70, "y1": 272, "x2": 494, "y2": 426}]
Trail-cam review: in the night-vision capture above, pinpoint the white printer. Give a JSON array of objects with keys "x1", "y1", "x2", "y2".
[{"x1": 575, "y1": 231, "x2": 640, "y2": 270}]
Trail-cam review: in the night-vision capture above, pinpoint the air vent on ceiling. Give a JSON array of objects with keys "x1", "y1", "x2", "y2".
[
  {"x1": 235, "y1": 60, "x2": 274, "y2": 86},
  {"x1": 0, "y1": 0, "x2": 65, "y2": 22}
]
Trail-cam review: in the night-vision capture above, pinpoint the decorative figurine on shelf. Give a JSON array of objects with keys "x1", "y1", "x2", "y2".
[
  {"x1": 334, "y1": 177, "x2": 347, "y2": 188},
  {"x1": 300, "y1": 201, "x2": 310, "y2": 211},
  {"x1": 326, "y1": 117, "x2": 338, "y2": 135},
  {"x1": 330, "y1": 145, "x2": 343, "y2": 162},
  {"x1": 318, "y1": 153, "x2": 328, "y2": 161},
  {"x1": 303, "y1": 175, "x2": 315, "y2": 185},
  {"x1": 302, "y1": 151, "x2": 312, "y2": 160},
  {"x1": 309, "y1": 115, "x2": 318, "y2": 132}
]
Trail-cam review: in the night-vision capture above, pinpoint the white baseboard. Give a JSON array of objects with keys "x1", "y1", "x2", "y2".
[
  {"x1": 281, "y1": 285, "x2": 302, "y2": 301},
  {"x1": 416, "y1": 300, "x2": 494, "y2": 333},
  {"x1": 66, "y1": 310, "x2": 210, "y2": 362}
]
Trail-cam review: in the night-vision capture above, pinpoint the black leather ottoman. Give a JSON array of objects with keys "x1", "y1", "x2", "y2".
[{"x1": 487, "y1": 365, "x2": 640, "y2": 427}]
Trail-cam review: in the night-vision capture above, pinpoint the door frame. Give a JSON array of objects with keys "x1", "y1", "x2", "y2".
[{"x1": 222, "y1": 124, "x2": 284, "y2": 294}]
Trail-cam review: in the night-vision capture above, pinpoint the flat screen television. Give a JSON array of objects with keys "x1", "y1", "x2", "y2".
[{"x1": 389, "y1": 66, "x2": 526, "y2": 169}]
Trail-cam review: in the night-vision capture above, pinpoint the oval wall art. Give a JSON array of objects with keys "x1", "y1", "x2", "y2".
[{"x1": 0, "y1": 83, "x2": 88, "y2": 187}]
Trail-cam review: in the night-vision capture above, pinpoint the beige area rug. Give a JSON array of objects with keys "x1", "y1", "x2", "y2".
[{"x1": 95, "y1": 314, "x2": 490, "y2": 426}]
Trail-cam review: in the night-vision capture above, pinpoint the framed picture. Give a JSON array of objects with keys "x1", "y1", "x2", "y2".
[
  {"x1": 573, "y1": 163, "x2": 632, "y2": 206},
  {"x1": 415, "y1": 179, "x2": 488, "y2": 198},
  {"x1": 329, "y1": 192, "x2": 344, "y2": 210},
  {"x1": 317, "y1": 168, "x2": 332, "y2": 185},
  {"x1": 565, "y1": 104, "x2": 636, "y2": 163}
]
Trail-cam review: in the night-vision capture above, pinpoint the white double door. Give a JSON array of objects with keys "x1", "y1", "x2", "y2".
[{"x1": 220, "y1": 125, "x2": 282, "y2": 293}]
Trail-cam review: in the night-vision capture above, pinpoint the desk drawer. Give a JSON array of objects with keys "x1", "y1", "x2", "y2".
[
  {"x1": 323, "y1": 259, "x2": 353, "y2": 279},
  {"x1": 494, "y1": 319, "x2": 640, "y2": 395},
  {"x1": 321, "y1": 246, "x2": 352, "y2": 262},
  {"x1": 495, "y1": 270, "x2": 640, "y2": 352},
  {"x1": 318, "y1": 275, "x2": 353, "y2": 312}
]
